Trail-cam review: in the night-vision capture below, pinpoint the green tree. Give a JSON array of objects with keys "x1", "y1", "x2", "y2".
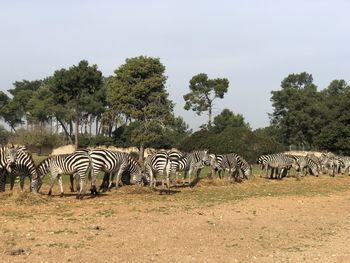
[
  {"x1": 50, "y1": 60, "x2": 103, "y2": 146},
  {"x1": 184, "y1": 73, "x2": 229, "y2": 128},
  {"x1": 270, "y1": 72, "x2": 323, "y2": 148},
  {"x1": 212, "y1": 108, "x2": 250, "y2": 132},
  {"x1": 315, "y1": 80, "x2": 350, "y2": 152},
  {"x1": 106, "y1": 56, "x2": 173, "y2": 160},
  {"x1": 0, "y1": 91, "x2": 22, "y2": 133}
]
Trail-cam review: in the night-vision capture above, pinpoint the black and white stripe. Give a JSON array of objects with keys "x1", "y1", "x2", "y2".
[
  {"x1": 0, "y1": 145, "x2": 19, "y2": 192},
  {"x1": 144, "y1": 151, "x2": 175, "y2": 192},
  {"x1": 31, "y1": 149, "x2": 91, "y2": 199},
  {"x1": 257, "y1": 153, "x2": 297, "y2": 179},
  {"x1": 167, "y1": 150, "x2": 209, "y2": 184},
  {"x1": 210, "y1": 153, "x2": 251, "y2": 180},
  {"x1": 89, "y1": 149, "x2": 142, "y2": 194},
  {"x1": 9, "y1": 146, "x2": 38, "y2": 192}
]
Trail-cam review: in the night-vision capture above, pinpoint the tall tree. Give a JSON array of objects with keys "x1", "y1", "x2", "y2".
[
  {"x1": 50, "y1": 60, "x2": 103, "y2": 146},
  {"x1": 106, "y1": 56, "x2": 173, "y2": 161},
  {"x1": 183, "y1": 73, "x2": 229, "y2": 128},
  {"x1": 314, "y1": 80, "x2": 350, "y2": 152},
  {"x1": 270, "y1": 72, "x2": 323, "y2": 148}
]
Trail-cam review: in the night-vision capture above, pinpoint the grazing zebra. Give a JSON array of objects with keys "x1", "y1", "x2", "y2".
[
  {"x1": 144, "y1": 151, "x2": 176, "y2": 192},
  {"x1": 339, "y1": 156, "x2": 350, "y2": 175},
  {"x1": 319, "y1": 152, "x2": 341, "y2": 176},
  {"x1": 211, "y1": 153, "x2": 251, "y2": 180},
  {"x1": 31, "y1": 149, "x2": 91, "y2": 199},
  {"x1": 89, "y1": 149, "x2": 143, "y2": 194},
  {"x1": 167, "y1": 150, "x2": 209, "y2": 185},
  {"x1": 290, "y1": 155, "x2": 319, "y2": 177},
  {"x1": 258, "y1": 153, "x2": 298, "y2": 179},
  {"x1": 0, "y1": 145, "x2": 25, "y2": 192},
  {"x1": 9, "y1": 146, "x2": 38, "y2": 192}
]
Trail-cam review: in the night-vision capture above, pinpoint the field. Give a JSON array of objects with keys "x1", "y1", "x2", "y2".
[{"x1": 1, "y1": 167, "x2": 350, "y2": 263}]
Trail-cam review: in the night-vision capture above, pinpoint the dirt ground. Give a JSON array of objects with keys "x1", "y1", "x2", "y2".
[{"x1": 1, "y1": 175, "x2": 350, "y2": 263}]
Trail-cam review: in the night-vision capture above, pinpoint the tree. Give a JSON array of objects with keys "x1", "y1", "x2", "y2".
[
  {"x1": 106, "y1": 56, "x2": 173, "y2": 161},
  {"x1": 0, "y1": 91, "x2": 22, "y2": 133},
  {"x1": 212, "y1": 108, "x2": 250, "y2": 132},
  {"x1": 270, "y1": 72, "x2": 323, "y2": 148},
  {"x1": 183, "y1": 73, "x2": 229, "y2": 128},
  {"x1": 314, "y1": 80, "x2": 350, "y2": 152},
  {"x1": 50, "y1": 60, "x2": 103, "y2": 146}
]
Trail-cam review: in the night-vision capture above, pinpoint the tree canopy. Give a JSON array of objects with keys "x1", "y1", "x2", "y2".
[
  {"x1": 184, "y1": 73, "x2": 229, "y2": 128},
  {"x1": 106, "y1": 56, "x2": 174, "y2": 160}
]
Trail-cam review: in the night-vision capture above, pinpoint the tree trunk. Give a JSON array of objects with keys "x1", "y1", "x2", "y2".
[
  {"x1": 75, "y1": 102, "x2": 79, "y2": 148},
  {"x1": 139, "y1": 142, "x2": 145, "y2": 162},
  {"x1": 95, "y1": 116, "x2": 99, "y2": 135},
  {"x1": 208, "y1": 105, "x2": 212, "y2": 128},
  {"x1": 57, "y1": 118, "x2": 73, "y2": 144},
  {"x1": 69, "y1": 120, "x2": 73, "y2": 136},
  {"x1": 89, "y1": 115, "x2": 93, "y2": 137}
]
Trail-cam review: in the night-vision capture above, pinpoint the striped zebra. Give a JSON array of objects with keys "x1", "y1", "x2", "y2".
[
  {"x1": 31, "y1": 149, "x2": 91, "y2": 199},
  {"x1": 319, "y1": 152, "x2": 341, "y2": 176},
  {"x1": 210, "y1": 153, "x2": 251, "y2": 180},
  {"x1": 339, "y1": 156, "x2": 350, "y2": 175},
  {"x1": 0, "y1": 145, "x2": 19, "y2": 192},
  {"x1": 167, "y1": 150, "x2": 209, "y2": 185},
  {"x1": 144, "y1": 151, "x2": 176, "y2": 192},
  {"x1": 9, "y1": 146, "x2": 38, "y2": 192},
  {"x1": 291, "y1": 155, "x2": 319, "y2": 177},
  {"x1": 257, "y1": 153, "x2": 298, "y2": 179},
  {"x1": 89, "y1": 149, "x2": 143, "y2": 194}
]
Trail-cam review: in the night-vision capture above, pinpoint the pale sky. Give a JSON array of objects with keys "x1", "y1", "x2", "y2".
[{"x1": 1, "y1": 0, "x2": 349, "y2": 130}]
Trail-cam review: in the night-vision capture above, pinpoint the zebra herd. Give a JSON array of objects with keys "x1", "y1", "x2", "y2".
[
  {"x1": 0, "y1": 145, "x2": 251, "y2": 198},
  {"x1": 257, "y1": 152, "x2": 350, "y2": 179},
  {"x1": 1, "y1": 145, "x2": 348, "y2": 199}
]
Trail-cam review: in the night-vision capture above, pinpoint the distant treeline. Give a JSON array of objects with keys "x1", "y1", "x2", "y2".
[{"x1": 0, "y1": 57, "x2": 348, "y2": 160}]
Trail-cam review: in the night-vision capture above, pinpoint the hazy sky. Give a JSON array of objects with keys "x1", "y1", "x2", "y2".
[{"x1": 1, "y1": 0, "x2": 349, "y2": 130}]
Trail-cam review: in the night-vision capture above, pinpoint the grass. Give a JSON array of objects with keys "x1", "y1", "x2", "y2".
[{"x1": 3, "y1": 161, "x2": 350, "y2": 206}]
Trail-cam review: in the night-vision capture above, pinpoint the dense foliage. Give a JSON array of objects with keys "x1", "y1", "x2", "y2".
[{"x1": 270, "y1": 72, "x2": 350, "y2": 154}]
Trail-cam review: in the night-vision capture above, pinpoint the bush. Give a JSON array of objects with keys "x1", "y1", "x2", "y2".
[{"x1": 10, "y1": 127, "x2": 65, "y2": 148}]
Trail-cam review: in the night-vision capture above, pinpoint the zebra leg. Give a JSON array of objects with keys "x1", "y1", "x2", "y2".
[
  {"x1": 70, "y1": 174, "x2": 74, "y2": 192},
  {"x1": 188, "y1": 167, "x2": 193, "y2": 185},
  {"x1": 77, "y1": 176, "x2": 87, "y2": 199},
  {"x1": 58, "y1": 175, "x2": 64, "y2": 197},
  {"x1": 114, "y1": 168, "x2": 124, "y2": 190},
  {"x1": 20, "y1": 175, "x2": 25, "y2": 192},
  {"x1": 167, "y1": 175, "x2": 170, "y2": 194},
  {"x1": 0, "y1": 171, "x2": 5, "y2": 192},
  {"x1": 99, "y1": 173, "x2": 110, "y2": 192},
  {"x1": 48, "y1": 172, "x2": 58, "y2": 196},
  {"x1": 10, "y1": 172, "x2": 15, "y2": 191}
]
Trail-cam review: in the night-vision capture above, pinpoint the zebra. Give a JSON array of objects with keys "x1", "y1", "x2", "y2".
[
  {"x1": 0, "y1": 145, "x2": 19, "y2": 192},
  {"x1": 143, "y1": 151, "x2": 176, "y2": 192},
  {"x1": 89, "y1": 149, "x2": 143, "y2": 194},
  {"x1": 31, "y1": 149, "x2": 91, "y2": 199},
  {"x1": 210, "y1": 153, "x2": 251, "y2": 181},
  {"x1": 338, "y1": 156, "x2": 350, "y2": 175},
  {"x1": 258, "y1": 153, "x2": 298, "y2": 179},
  {"x1": 319, "y1": 152, "x2": 341, "y2": 176},
  {"x1": 167, "y1": 150, "x2": 209, "y2": 185},
  {"x1": 9, "y1": 146, "x2": 38, "y2": 192},
  {"x1": 290, "y1": 155, "x2": 319, "y2": 177}
]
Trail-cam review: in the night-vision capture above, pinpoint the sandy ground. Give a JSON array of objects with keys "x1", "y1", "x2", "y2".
[{"x1": 1, "y1": 175, "x2": 350, "y2": 263}]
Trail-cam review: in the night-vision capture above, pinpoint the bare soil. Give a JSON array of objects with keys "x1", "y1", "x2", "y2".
[{"x1": 1, "y1": 175, "x2": 350, "y2": 263}]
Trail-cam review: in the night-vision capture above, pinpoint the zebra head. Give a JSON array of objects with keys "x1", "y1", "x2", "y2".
[
  {"x1": 200, "y1": 149, "x2": 210, "y2": 166},
  {"x1": 31, "y1": 175, "x2": 42, "y2": 193},
  {"x1": 5, "y1": 144, "x2": 19, "y2": 173}
]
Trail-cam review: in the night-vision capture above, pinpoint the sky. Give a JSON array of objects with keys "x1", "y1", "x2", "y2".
[{"x1": 0, "y1": 0, "x2": 349, "y2": 130}]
